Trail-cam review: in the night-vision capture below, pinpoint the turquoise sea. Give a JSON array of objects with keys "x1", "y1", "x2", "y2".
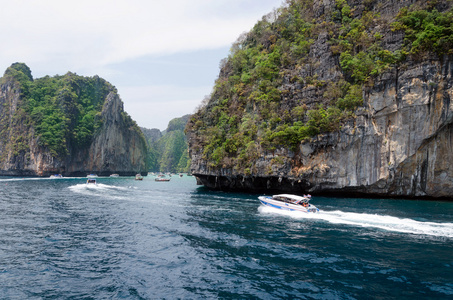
[{"x1": 0, "y1": 175, "x2": 452, "y2": 299}]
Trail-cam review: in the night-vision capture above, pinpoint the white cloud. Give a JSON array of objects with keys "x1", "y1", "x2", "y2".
[
  {"x1": 0, "y1": 0, "x2": 283, "y2": 129},
  {"x1": 120, "y1": 84, "x2": 212, "y2": 130},
  {"x1": 0, "y1": 0, "x2": 282, "y2": 70}
]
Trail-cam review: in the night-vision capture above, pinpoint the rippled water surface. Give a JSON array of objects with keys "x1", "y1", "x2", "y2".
[{"x1": 0, "y1": 176, "x2": 452, "y2": 299}]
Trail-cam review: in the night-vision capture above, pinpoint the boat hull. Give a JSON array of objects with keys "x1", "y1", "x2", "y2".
[{"x1": 258, "y1": 196, "x2": 319, "y2": 213}]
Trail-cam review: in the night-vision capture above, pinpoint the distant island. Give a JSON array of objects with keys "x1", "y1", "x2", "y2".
[
  {"x1": 141, "y1": 114, "x2": 191, "y2": 174},
  {"x1": 186, "y1": 0, "x2": 453, "y2": 199},
  {"x1": 0, "y1": 63, "x2": 148, "y2": 176}
]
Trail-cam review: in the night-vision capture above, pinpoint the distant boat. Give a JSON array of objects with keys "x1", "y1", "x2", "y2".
[
  {"x1": 86, "y1": 178, "x2": 97, "y2": 185},
  {"x1": 110, "y1": 174, "x2": 120, "y2": 177},
  {"x1": 155, "y1": 175, "x2": 171, "y2": 182},
  {"x1": 87, "y1": 174, "x2": 98, "y2": 178},
  {"x1": 50, "y1": 174, "x2": 63, "y2": 179},
  {"x1": 135, "y1": 174, "x2": 144, "y2": 180}
]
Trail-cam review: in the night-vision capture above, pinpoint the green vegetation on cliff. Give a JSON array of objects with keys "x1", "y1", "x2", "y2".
[
  {"x1": 142, "y1": 115, "x2": 191, "y2": 173},
  {"x1": 392, "y1": 6, "x2": 453, "y2": 56},
  {"x1": 187, "y1": 0, "x2": 453, "y2": 172},
  {"x1": 1, "y1": 63, "x2": 141, "y2": 158}
]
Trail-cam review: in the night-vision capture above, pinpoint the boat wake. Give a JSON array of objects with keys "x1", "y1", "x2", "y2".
[
  {"x1": 258, "y1": 206, "x2": 453, "y2": 238},
  {"x1": 68, "y1": 183, "x2": 133, "y2": 200},
  {"x1": 0, "y1": 177, "x2": 86, "y2": 182},
  {"x1": 0, "y1": 177, "x2": 64, "y2": 182}
]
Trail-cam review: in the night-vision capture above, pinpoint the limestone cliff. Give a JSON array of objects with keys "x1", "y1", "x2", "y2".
[
  {"x1": 187, "y1": 0, "x2": 453, "y2": 199},
  {"x1": 141, "y1": 115, "x2": 191, "y2": 173},
  {"x1": 0, "y1": 63, "x2": 148, "y2": 176}
]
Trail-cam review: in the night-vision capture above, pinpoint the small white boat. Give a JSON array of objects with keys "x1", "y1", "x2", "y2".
[
  {"x1": 155, "y1": 175, "x2": 171, "y2": 182},
  {"x1": 258, "y1": 194, "x2": 319, "y2": 213},
  {"x1": 135, "y1": 174, "x2": 144, "y2": 180},
  {"x1": 110, "y1": 174, "x2": 119, "y2": 177},
  {"x1": 87, "y1": 174, "x2": 98, "y2": 178},
  {"x1": 86, "y1": 178, "x2": 97, "y2": 185},
  {"x1": 50, "y1": 174, "x2": 63, "y2": 179}
]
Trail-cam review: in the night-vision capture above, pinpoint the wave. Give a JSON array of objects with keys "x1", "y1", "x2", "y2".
[
  {"x1": 0, "y1": 177, "x2": 61, "y2": 182},
  {"x1": 68, "y1": 183, "x2": 134, "y2": 200},
  {"x1": 69, "y1": 183, "x2": 131, "y2": 191},
  {"x1": 0, "y1": 177, "x2": 86, "y2": 182},
  {"x1": 258, "y1": 206, "x2": 453, "y2": 238}
]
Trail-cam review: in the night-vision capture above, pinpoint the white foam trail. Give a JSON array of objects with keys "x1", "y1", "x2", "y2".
[
  {"x1": 69, "y1": 183, "x2": 129, "y2": 190},
  {"x1": 0, "y1": 177, "x2": 57, "y2": 182},
  {"x1": 0, "y1": 176, "x2": 87, "y2": 182},
  {"x1": 258, "y1": 206, "x2": 453, "y2": 238},
  {"x1": 68, "y1": 183, "x2": 131, "y2": 200}
]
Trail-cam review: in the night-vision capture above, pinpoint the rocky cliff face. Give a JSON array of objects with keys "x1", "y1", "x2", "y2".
[
  {"x1": 66, "y1": 91, "x2": 148, "y2": 176},
  {"x1": 0, "y1": 64, "x2": 148, "y2": 176},
  {"x1": 0, "y1": 77, "x2": 40, "y2": 176},
  {"x1": 187, "y1": 0, "x2": 453, "y2": 199}
]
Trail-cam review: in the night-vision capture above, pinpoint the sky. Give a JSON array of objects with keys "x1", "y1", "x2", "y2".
[{"x1": 0, "y1": 0, "x2": 283, "y2": 130}]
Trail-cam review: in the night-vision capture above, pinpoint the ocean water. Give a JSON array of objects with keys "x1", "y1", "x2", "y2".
[{"x1": 0, "y1": 176, "x2": 452, "y2": 299}]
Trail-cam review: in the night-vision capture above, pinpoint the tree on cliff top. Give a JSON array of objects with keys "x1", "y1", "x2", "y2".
[{"x1": 4, "y1": 62, "x2": 33, "y2": 81}]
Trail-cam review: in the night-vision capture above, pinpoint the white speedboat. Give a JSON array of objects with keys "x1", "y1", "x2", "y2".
[
  {"x1": 258, "y1": 194, "x2": 319, "y2": 213},
  {"x1": 87, "y1": 174, "x2": 98, "y2": 178},
  {"x1": 50, "y1": 174, "x2": 63, "y2": 179},
  {"x1": 110, "y1": 174, "x2": 119, "y2": 177}
]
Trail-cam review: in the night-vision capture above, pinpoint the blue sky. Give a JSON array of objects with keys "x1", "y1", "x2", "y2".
[{"x1": 0, "y1": 0, "x2": 283, "y2": 130}]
